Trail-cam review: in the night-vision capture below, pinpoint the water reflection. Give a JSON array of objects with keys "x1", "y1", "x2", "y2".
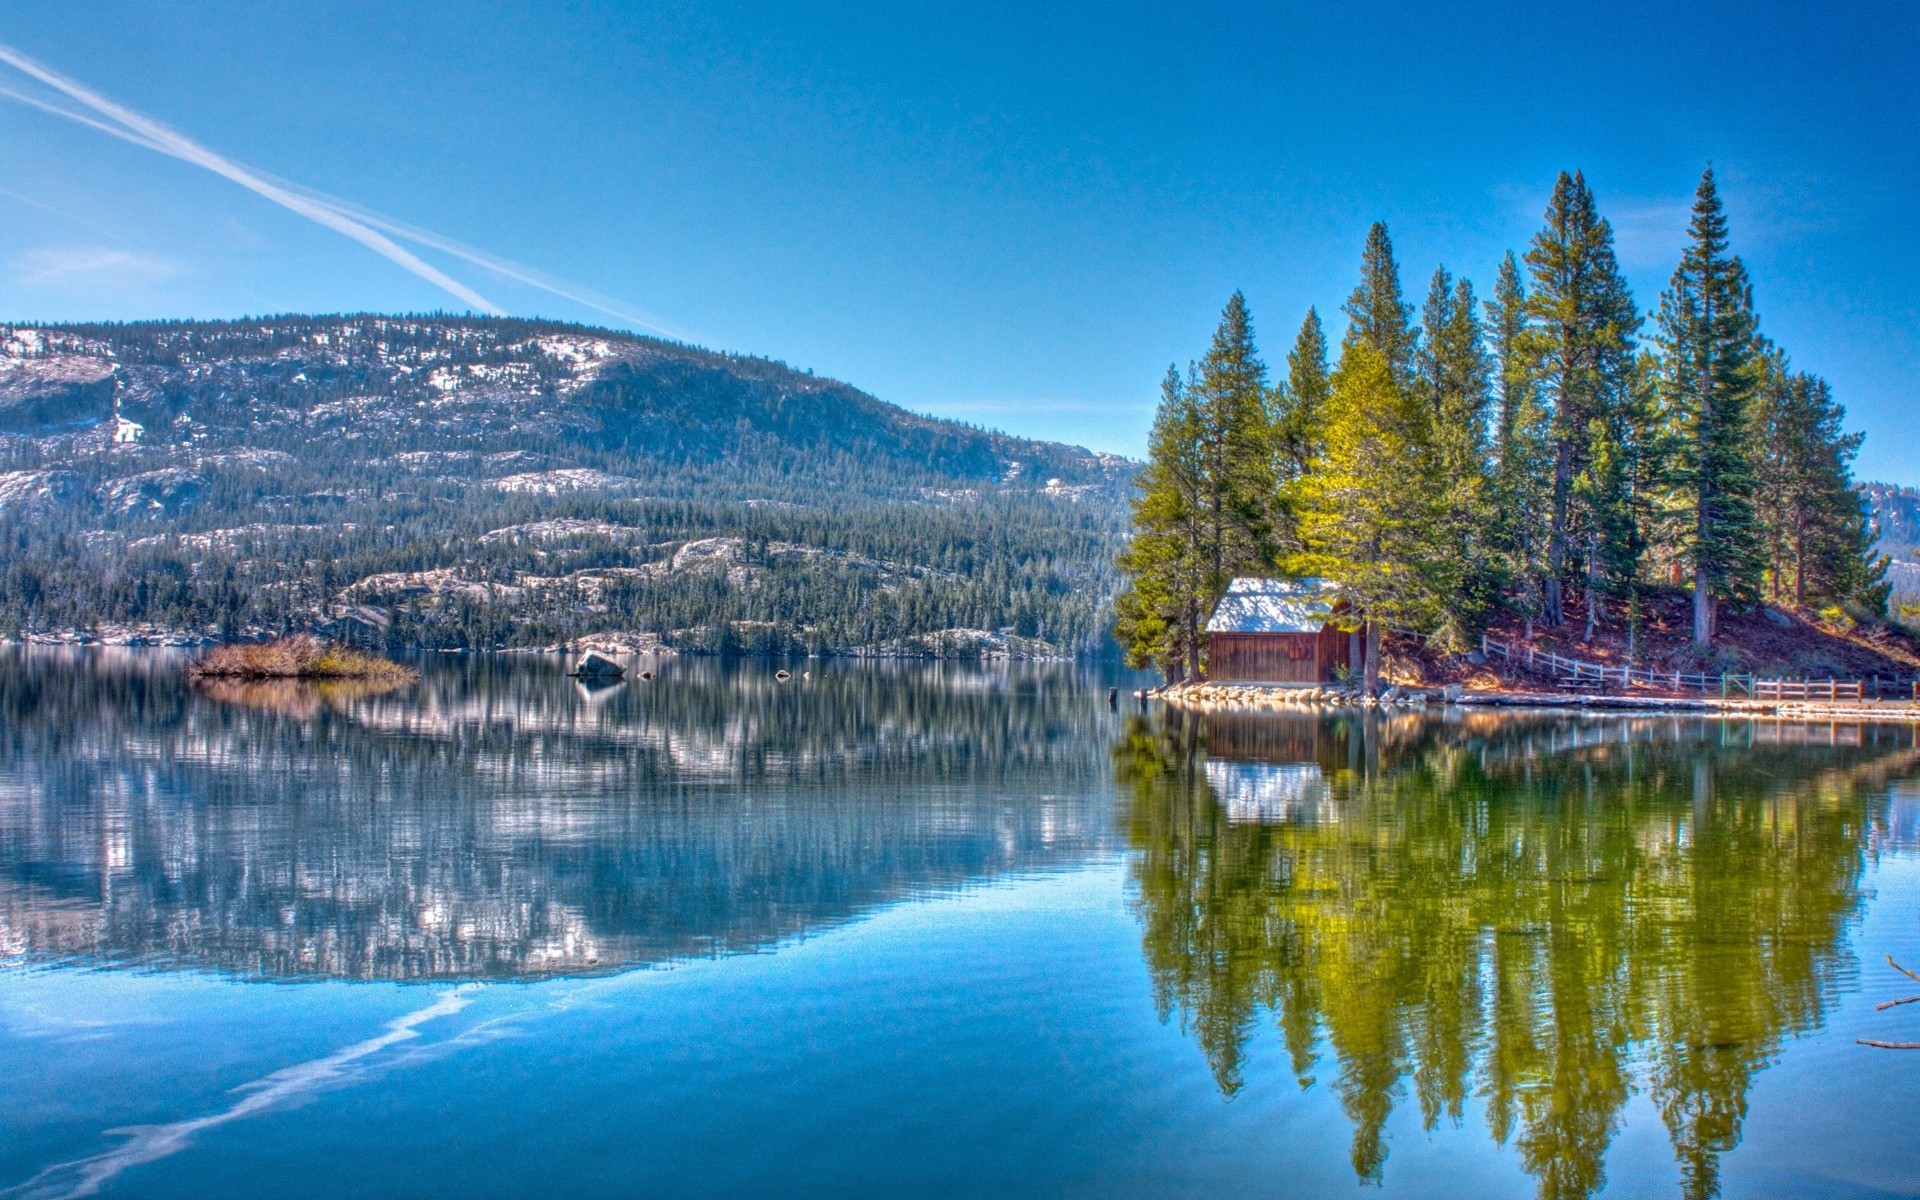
[
  {"x1": 1118, "y1": 708, "x2": 1918, "y2": 1200},
  {"x1": 0, "y1": 649, "x2": 1120, "y2": 981}
]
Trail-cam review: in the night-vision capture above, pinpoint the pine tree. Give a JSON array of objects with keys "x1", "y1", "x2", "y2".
[
  {"x1": 1751, "y1": 357, "x2": 1889, "y2": 613},
  {"x1": 1657, "y1": 167, "x2": 1765, "y2": 646},
  {"x1": 1275, "y1": 308, "x2": 1331, "y2": 480},
  {"x1": 1116, "y1": 366, "x2": 1207, "y2": 680},
  {"x1": 1524, "y1": 171, "x2": 1641, "y2": 627},
  {"x1": 1343, "y1": 223, "x2": 1419, "y2": 387},
  {"x1": 1293, "y1": 341, "x2": 1446, "y2": 694},
  {"x1": 1418, "y1": 267, "x2": 1497, "y2": 646},
  {"x1": 1485, "y1": 252, "x2": 1553, "y2": 633},
  {"x1": 1117, "y1": 295, "x2": 1282, "y2": 681},
  {"x1": 1572, "y1": 416, "x2": 1641, "y2": 642},
  {"x1": 1189, "y1": 292, "x2": 1283, "y2": 610}
]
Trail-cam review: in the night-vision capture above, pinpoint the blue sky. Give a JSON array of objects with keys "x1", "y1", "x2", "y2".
[{"x1": 0, "y1": 1, "x2": 1914, "y2": 482}]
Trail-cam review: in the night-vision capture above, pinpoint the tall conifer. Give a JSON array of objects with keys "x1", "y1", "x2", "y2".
[
  {"x1": 1524, "y1": 172, "x2": 1641, "y2": 627},
  {"x1": 1190, "y1": 292, "x2": 1283, "y2": 601},
  {"x1": 1116, "y1": 365, "x2": 1207, "y2": 680},
  {"x1": 1485, "y1": 252, "x2": 1553, "y2": 631},
  {"x1": 1656, "y1": 167, "x2": 1765, "y2": 645},
  {"x1": 1293, "y1": 342, "x2": 1446, "y2": 693},
  {"x1": 1418, "y1": 267, "x2": 1497, "y2": 645},
  {"x1": 1751, "y1": 357, "x2": 1888, "y2": 612},
  {"x1": 1343, "y1": 223, "x2": 1419, "y2": 387},
  {"x1": 1275, "y1": 308, "x2": 1331, "y2": 479}
]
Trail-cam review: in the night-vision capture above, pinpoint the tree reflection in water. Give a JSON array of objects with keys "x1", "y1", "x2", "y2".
[{"x1": 1116, "y1": 707, "x2": 1918, "y2": 1199}]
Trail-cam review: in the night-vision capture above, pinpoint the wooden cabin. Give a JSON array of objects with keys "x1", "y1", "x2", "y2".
[{"x1": 1204, "y1": 577, "x2": 1351, "y2": 684}]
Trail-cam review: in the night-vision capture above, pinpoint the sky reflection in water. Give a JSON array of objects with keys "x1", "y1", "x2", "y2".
[{"x1": 2, "y1": 650, "x2": 1918, "y2": 1198}]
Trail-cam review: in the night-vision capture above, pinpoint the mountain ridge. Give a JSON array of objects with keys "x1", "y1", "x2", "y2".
[{"x1": 0, "y1": 314, "x2": 1135, "y2": 656}]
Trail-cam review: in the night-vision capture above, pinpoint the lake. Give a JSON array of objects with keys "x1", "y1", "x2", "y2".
[{"x1": 2, "y1": 650, "x2": 1917, "y2": 1199}]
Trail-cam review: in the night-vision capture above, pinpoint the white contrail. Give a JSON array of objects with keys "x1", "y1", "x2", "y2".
[
  {"x1": 0, "y1": 56, "x2": 691, "y2": 339},
  {"x1": 0, "y1": 83, "x2": 166, "y2": 151},
  {"x1": 0, "y1": 990, "x2": 471, "y2": 1200},
  {"x1": 0, "y1": 41, "x2": 503, "y2": 315},
  {"x1": 276, "y1": 183, "x2": 690, "y2": 339}
]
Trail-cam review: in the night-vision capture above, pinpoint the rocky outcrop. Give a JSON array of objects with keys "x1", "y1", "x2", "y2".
[{"x1": 572, "y1": 651, "x2": 626, "y2": 678}]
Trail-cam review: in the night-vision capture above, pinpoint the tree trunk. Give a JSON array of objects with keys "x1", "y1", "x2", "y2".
[
  {"x1": 1185, "y1": 593, "x2": 1201, "y2": 682},
  {"x1": 1584, "y1": 537, "x2": 1598, "y2": 643},
  {"x1": 1546, "y1": 439, "x2": 1571, "y2": 625},
  {"x1": 1363, "y1": 620, "x2": 1382, "y2": 696},
  {"x1": 1693, "y1": 563, "x2": 1714, "y2": 647},
  {"x1": 1794, "y1": 518, "x2": 1806, "y2": 608}
]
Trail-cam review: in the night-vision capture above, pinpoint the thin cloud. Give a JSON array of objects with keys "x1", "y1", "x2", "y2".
[
  {"x1": 13, "y1": 246, "x2": 181, "y2": 287},
  {"x1": 0, "y1": 42, "x2": 500, "y2": 314},
  {"x1": 1601, "y1": 195, "x2": 1694, "y2": 273}
]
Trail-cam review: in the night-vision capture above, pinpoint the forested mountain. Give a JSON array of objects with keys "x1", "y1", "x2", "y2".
[
  {"x1": 1865, "y1": 482, "x2": 1920, "y2": 607},
  {"x1": 0, "y1": 316, "x2": 1133, "y2": 656}
]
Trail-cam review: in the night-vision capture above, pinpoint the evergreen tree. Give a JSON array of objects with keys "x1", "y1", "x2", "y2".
[
  {"x1": 1116, "y1": 366, "x2": 1208, "y2": 680},
  {"x1": 1417, "y1": 267, "x2": 1497, "y2": 646},
  {"x1": 1656, "y1": 167, "x2": 1765, "y2": 646},
  {"x1": 1293, "y1": 342, "x2": 1446, "y2": 693},
  {"x1": 1572, "y1": 417, "x2": 1640, "y2": 642},
  {"x1": 1343, "y1": 223, "x2": 1419, "y2": 387},
  {"x1": 1189, "y1": 291, "x2": 1284, "y2": 614},
  {"x1": 1751, "y1": 357, "x2": 1889, "y2": 613},
  {"x1": 1524, "y1": 171, "x2": 1641, "y2": 628},
  {"x1": 1485, "y1": 252, "x2": 1553, "y2": 633},
  {"x1": 1275, "y1": 307, "x2": 1331, "y2": 480}
]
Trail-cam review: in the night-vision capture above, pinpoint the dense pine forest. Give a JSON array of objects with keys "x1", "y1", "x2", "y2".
[
  {"x1": 1117, "y1": 169, "x2": 1901, "y2": 686},
  {"x1": 0, "y1": 316, "x2": 1131, "y2": 656}
]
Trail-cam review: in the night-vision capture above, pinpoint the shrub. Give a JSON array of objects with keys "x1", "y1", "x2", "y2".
[{"x1": 189, "y1": 635, "x2": 415, "y2": 681}]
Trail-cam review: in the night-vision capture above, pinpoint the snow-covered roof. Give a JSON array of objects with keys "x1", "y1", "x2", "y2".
[{"x1": 1204, "y1": 576, "x2": 1339, "y2": 634}]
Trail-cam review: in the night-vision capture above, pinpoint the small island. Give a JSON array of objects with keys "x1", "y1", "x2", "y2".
[{"x1": 188, "y1": 635, "x2": 417, "y2": 682}]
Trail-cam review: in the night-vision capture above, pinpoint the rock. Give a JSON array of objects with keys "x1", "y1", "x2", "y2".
[
  {"x1": 1443, "y1": 683, "x2": 1466, "y2": 702},
  {"x1": 1466, "y1": 650, "x2": 1487, "y2": 665},
  {"x1": 1381, "y1": 685, "x2": 1403, "y2": 703},
  {"x1": 1764, "y1": 608, "x2": 1794, "y2": 629},
  {"x1": 573, "y1": 651, "x2": 626, "y2": 678}
]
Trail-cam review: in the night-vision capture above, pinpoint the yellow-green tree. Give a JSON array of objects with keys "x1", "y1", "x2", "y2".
[{"x1": 1291, "y1": 342, "x2": 1447, "y2": 690}]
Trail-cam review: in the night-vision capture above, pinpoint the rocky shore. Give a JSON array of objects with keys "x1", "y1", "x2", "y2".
[{"x1": 1150, "y1": 680, "x2": 1920, "y2": 724}]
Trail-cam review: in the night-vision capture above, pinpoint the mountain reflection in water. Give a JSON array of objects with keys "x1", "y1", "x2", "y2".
[
  {"x1": 0, "y1": 649, "x2": 1117, "y2": 981},
  {"x1": 1117, "y1": 707, "x2": 1919, "y2": 1200}
]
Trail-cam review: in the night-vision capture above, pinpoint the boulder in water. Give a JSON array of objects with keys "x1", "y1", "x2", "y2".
[{"x1": 573, "y1": 651, "x2": 626, "y2": 679}]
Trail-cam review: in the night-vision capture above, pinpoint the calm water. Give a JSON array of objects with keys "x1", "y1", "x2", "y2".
[{"x1": 2, "y1": 651, "x2": 1918, "y2": 1199}]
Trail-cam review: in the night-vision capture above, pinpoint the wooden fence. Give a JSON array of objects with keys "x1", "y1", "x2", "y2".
[{"x1": 1479, "y1": 635, "x2": 1918, "y2": 701}]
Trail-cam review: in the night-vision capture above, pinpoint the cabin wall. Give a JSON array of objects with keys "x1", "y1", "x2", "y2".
[
  {"x1": 1206, "y1": 627, "x2": 1352, "y2": 683},
  {"x1": 1207, "y1": 632, "x2": 1316, "y2": 683}
]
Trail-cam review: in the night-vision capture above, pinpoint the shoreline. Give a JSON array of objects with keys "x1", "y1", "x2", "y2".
[
  {"x1": 0, "y1": 629, "x2": 1078, "y2": 664},
  {"x1": 1150, "y1": 681, "x2": 1920, "y2": 724}
]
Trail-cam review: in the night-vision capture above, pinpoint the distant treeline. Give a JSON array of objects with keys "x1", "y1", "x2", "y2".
[{"x1": 1117, "y1": 168, "x2": 1888, "y2": 683}]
